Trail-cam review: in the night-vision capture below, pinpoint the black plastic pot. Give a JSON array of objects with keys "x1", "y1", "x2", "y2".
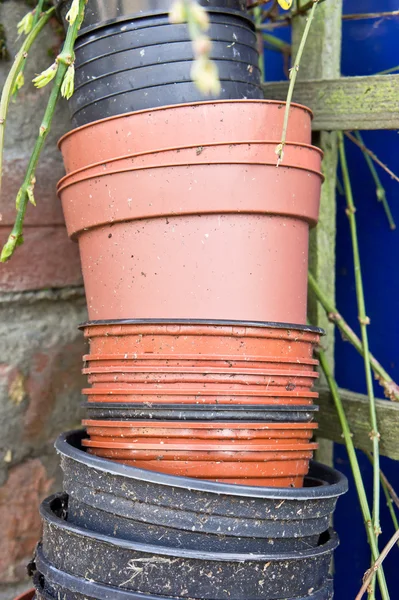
[
  {"x1": 83, "y1": 402, "x2": 319, "y2": 422},
  {"x1": 68, "y1": 11, "x2": 262, "y2": 127},
  {"x1": 33, "y1": 545, "x2": 334, "y2": 600},
  {"x1": 56, "y1": 0, "x2": 248, "y2": 35},
  {"x1": 57, "y1": 431, "x2": 347, "y2": 541},
  {"x1": 67, "y1": 494, "x2": 321, "y2": 552},
  {"x1": 40, "y1": 493, "x2": 338, "y2": 600}
]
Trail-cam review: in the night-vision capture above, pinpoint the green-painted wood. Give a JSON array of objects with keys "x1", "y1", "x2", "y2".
[
  {"x1": 262, "y1": 74, "x2": 399, "y2": 130},
  {"x1": 318, "y1": 387, "x2": 399, "y2": 461},
  {"x1": 290, "y1": 0, "x2": 342, "y2": 466}
]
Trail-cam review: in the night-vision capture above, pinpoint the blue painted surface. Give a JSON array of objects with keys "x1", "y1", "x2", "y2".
[{"x1": 263, "y1": 2, "x2": 399, "y2": 597}]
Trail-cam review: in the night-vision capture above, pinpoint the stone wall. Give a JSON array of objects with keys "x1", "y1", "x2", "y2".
[{"x1": 0, "y1": 3, "x2": 87, "y2": 597}]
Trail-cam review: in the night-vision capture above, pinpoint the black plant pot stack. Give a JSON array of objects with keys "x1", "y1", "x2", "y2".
[
  {"x1": 32, "y1": 2, "x2": 347, "y2": 598},
  {"x1": 30, "y1": 431, "x2": 348, "y2": 599},
  {"x1": 56, "y1": 0, "x2": 263, "y2": 127}
]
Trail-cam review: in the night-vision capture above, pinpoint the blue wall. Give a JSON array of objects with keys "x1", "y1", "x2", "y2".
[{"x1": 264, "y1": 2, "x2": 399, "y2": 596}]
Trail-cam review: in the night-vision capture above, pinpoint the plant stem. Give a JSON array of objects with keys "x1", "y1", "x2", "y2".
[
  {"x1": 262, "y1": 32, "x2": 291, "y2": 54},
  {"x1": 0, "y1": 7, "x2": 54, "y2": 198},
  {"x1": 343, "y1": 10, "x2": 399, "y2": 22},
  {"x1": 32, "y1": 0, "x2": 46, "y2": 28},
  {"x1": 253, "y1": 6, "x2": 265, "y2": 80},
  {"x1": 338, "y1": 131, "x2": 382, "y2": 590},
  {"x1": 355, "y1": 529, "x2": 399, "y2": 600},
  {"x1": 353, "y1": 132, "x2": 396, "y2": 230},
  {"x1": 0, "y1": 0, "x2": 86, "y2": 263},
  {"x1": 308, "y1": 272, "x2": 399, "y2": 402},
  {"x1": 366, "y1": 453, "x2": 399, "y2": 540},
  {"x1": 318, "y1": 348, "x2": 390, "y2": 600},
  {"x1": 345, "y1": 131, "x2": 399, "y2": 185},
  {"x1": 378, "y1": 64, "x2": 399, "y2": 75},
  {"x1": 276, "y1": 0, "x2": 320, "y2": 165}
]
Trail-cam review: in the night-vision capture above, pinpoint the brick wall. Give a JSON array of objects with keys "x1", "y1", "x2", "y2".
[{"x1": 0, "y1": 3, "x2": 87, "y2": 597}]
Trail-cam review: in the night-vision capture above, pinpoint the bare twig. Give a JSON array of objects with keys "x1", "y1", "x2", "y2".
[
  {"x1": 354, "y1": 132, "x2": 396, "y2": 230},
  {"x1": 355, "y1": 529, "x2": 399, "y2": 600},
  {"x1": 343, "y1": 10, "x2": 399, "y2": 22},
  {"x1": 345, "y1": 132, "x2": 399, "y2": 185}
]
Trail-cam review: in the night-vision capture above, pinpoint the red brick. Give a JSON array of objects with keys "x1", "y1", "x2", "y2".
[
  {"x1": 0, "y1": 460, "x2": 52, "y2": 583},
  {"x1": 0, "y1": 226, "x2": 82, "y2": 292}
]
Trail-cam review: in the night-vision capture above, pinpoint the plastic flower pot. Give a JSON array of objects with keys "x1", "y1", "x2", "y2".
[
  {"x1": 84, "y1": 369, "x2": 319, "y2": 393},
  {"x1": 83, "y1": 388, "x2": 318, "y2": 405},
  {"x1": 83, "y1": 352, "x2": 319, "y2": 371},
  {"x1": 56, "y1": 0, "x2": 248, "y2": 35},
  {"x1": 82, "y1": 420, "x2": 318, "y2": 441},
  {"x1": 33, "y1": 545, "x2": 334, "y2": 600},
  {"x1": 82, "y1": 402, "x2": 319, "y2": 422},
  {"x1": 58, "y1": 141, "x2": 323, "y2": 322},
  {"x1": 40, "y1": 493, "x2": 338, "y2": 599},
  {"x1": 59, "y1": 100, "x2": 313, "y2": 174},
  {"x1": 82, "y1": 321, "x2": 323, "y2": 362},
  {"x1": 66, "y1": 11, "x2": 262, "y2": 126},
  {"x1": 57, "y1": 431, "x2": 348, "y2": 539}
]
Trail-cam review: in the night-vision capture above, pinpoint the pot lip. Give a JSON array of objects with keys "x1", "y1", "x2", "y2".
[
  {"x1": 82, "y1": 438, "x2": 319, "y2": 451},
  {"x1": 82, "y1": 388, "x2": 320, "y2": 398},
  {"x1": 57, "y1": 140, "x2": 324, "y2": 190},
  {"x1": 33, "y1": 545, "x2": 334, "y2": 600},
  {"x1": 58, "y1": 99, "x2": 313, "y2": 148},
  {"x1": 82, "y1": 419, "x2": 319, "y2": 430},
  {"x1": 79, "y1": 318, "x2": 325, "y2": 334},
  {"x1": 83, "y1": 353, "x2": 320, "y2": 364},
  {"x1": 56, "y1": 430, "x2": 348, "y2": 499},
  {"x1": 82, "y1": 402, "x2": 320, "y2": 412},
  {"x1": 61, "y1": 7, "x2": 255, "y2": 39},
  {"x1": 41, "y1": 493, "x2": 338, "y2": 560}
]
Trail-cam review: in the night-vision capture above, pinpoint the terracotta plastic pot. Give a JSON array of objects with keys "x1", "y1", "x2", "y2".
[
  {"x1": 59, "y1": 100, "x2": 313, "y2": 174},
  {"x1": 83, "y1": 402, "x2": 319, "y2": 422},
  {"x1": 83, "y1": 388, "x2": 318, "y2": 405},
  {"x1": 83, "y1": 321, "x2": 323, "y2": 361},
  {"x1": 83, "y1": 352, "x2": 319, "y2": 371},
  {"x1": 83, "y1": 420, "x2": 318, "y2": 441},
  {"x1": 58, "y1": 143, "x2": 322, "y2": 322},
  {"x1": 84, "y1": 369, "x2": 318, "y2": 393},
  {"x1": 58, "y1": 140, "x2": 322, "y2": 190}
]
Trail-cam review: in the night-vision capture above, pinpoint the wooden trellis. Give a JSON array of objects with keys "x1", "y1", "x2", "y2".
[{"x1": 262, "y1": 2, "x2": 399, "y2": 463}]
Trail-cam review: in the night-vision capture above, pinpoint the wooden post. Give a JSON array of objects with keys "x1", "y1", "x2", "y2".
[{"x1": 292, "y1": 0, "x2": 343, "y2": 465}]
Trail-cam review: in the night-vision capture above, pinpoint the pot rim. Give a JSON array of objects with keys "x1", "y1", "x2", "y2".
[
  {"x1": 34, "y1": 544, "x2": 333, "y2": 600},
  {"x1": 79, "y1": 318, "x2": 325, "y2": 334},
  {"x1": 82, "y1": 353, "x2": 320, "y2": 365},
  {"x1": 57, "y1": 139, "x2": 324, "y2": 190},
  {"x1": 41, "y1": 493, "x2": 338, "y2": 561},
  {"x1": 82, "y1": 402, "x2": 320, "y2": 412},
  {"x1": 58, "y1": 99, "x2": 313, "y2": 149},
  {"x1": 58, "y1": 6, "x2": 255, "y2": 38},
  {"x1": 56, "y1": 430, "x2": 348, "y2": 499},
  {"x1": 82, "y1": 419, "x2": 319, "y2": 430},
  {"x1": 13, "y1": 591, "x2": 34, "y2": 600},
  {"x1": 82, "y1": 388, "x2": 319, "y2": 398},
  {"x1": 82, "y1": 438, "x2": 319, "y2": 451}
]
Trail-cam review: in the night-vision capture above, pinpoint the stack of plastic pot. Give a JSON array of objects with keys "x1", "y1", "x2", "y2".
[{"x1": 29, "y1": 2, "x2": 348, "y2": 599}]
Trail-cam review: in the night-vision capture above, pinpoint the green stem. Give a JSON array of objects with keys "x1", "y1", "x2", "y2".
[
  {"x1": 318, "y1": 348, "x2": 390, "y2": 600},
  {"x1": 0, "y1": 0, "x2": 86, "y2": 263},
  {"x1": 262, "y1": 32, "x2": 291, "y2": 54},
  {"x1": 308, "y1": 272, "x2": 399, "y2": 402},
  {"x1": 276, "y1": 0, "x2": 320, "y2": 164},
  {"x1": 338, "y1": 131, "x2": 382, "y2": 594},
  {"x1": 0, "y1": 7, "x2": 55, "y2": 198},
  {"x1": 354, "y1": 132, "x2": 396, "y2": 230},
  {"x1": 253, "y1": 7, "x2": 265, "y2": 80},
  {"x1": 366, "y1": 453, "x2": 399, "y2": 541},
  {"x1": 32, "y1": 0, "x2": 46, "y2": 28}
]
